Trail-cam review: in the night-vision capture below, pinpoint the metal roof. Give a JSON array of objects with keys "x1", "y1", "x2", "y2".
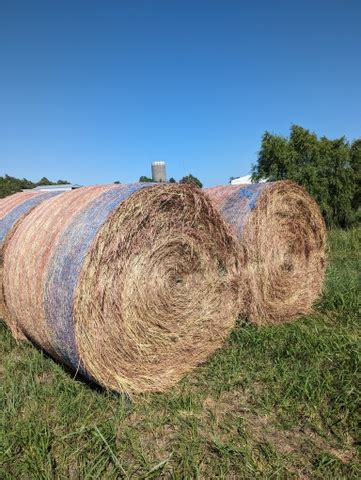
[{"x1": 22, "y1": 184, "x2": 82, "y2": 192}]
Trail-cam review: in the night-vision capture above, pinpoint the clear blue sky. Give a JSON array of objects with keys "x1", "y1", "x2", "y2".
[{"x1": 1, "y1": 0, "x2": 360, "y2": 187}]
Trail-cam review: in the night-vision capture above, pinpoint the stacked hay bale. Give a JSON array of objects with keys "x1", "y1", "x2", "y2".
[
  {"x1": 1, "y1": 183, "x2": 241, "y2": 393},
  {"x1": 205, "y1": 181, "x2": 327, "y2": 325}
]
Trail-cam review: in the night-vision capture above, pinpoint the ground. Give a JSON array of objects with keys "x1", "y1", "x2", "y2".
[{"x1": 0, "y1": 227, "x2": 360, "y2": 479}]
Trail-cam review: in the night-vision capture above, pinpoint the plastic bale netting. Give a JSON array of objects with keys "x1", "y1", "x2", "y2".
[
  {"x1": 0, "y1": 190, "x2": 63, "y2": 336},
  {"x1": 2, "y1": 183, "x2": 242, "y2": 394},
  {"x1": 205, "y1": 181, "x2": 327, "y2": 325},
  {"x1": 0, "y1": 191, "x2": 63, "y2": 245}
]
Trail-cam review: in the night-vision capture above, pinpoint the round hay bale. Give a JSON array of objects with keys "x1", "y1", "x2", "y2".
[
  {"x1": 3, "y1": 183, "x2": 241, "y2": 393},
  {"x1": 0, "y1": 190, "x2": 62, "y2": 337},
  {"x1": 205, "y1": 181, "x2": 327, "y2": 325}
]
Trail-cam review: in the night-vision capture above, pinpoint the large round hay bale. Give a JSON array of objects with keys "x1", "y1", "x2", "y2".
[
  {"x1": 2, "y1": 183, "x2": 241, "y2": 393},
  {"x1": 205, "y1": 181, "x2": 327, "y2": 325},
  {"x1": 0, "y1": 190, "x2": 62, "y2": 335}
]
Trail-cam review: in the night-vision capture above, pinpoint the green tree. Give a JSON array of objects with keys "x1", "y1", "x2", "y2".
[
  {"x1": 179, "y1": 174, "x2": 203, "y2": 188},
  {"x1": 252, "y1": 125, "x2": 359, "y2": 227},
  {"x1": 318, "y1": 136, "x2": 354, "y2": 227},
  {"x1": 288, "y1": 126, "x2": 329, "y2": 217},
  {"x1": 37, "y1": 177, "x2": 52, "y2": 186},
  {"x1": 139, "y1": 176, "x2": 154, "y2": 183},
  {"x1": 350, "y1": 139, "x2": 361, "y2": 216},
  {"x1": 0, "y1": 174, "x2": 71, "y2": 198},
  {"x1": 169, "y1": 177, "x2": 176, "y2": 183},
  {"x1": 0, "y1": 174, "x2": 35, "y2": 198},
  {"x1": 253, "y1": 132, "x2": 293, "y2": 181}
]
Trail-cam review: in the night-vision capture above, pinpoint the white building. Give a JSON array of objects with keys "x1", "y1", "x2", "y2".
[
  {"x1": 22, "y1": 184, "x2": 82, "y2": 193},
  {"x1": 230, "y1": 175, "x2": 267, "y2": 185},
  {"x1": 230, "y1": 175, "x2": 252, "y2": 185}
]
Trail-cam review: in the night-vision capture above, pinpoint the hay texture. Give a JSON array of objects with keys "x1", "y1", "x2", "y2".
[
  {"x1": 3, "y1": 183, "x2": 240, "y2": 393},
  {"x1": 205, "y1": 181, "x2": 326, "y2": 325},
  {"x1": 0, "y1": 191, "x2": 61, "y2": 246},
  {"x1": 0, "y1": 191, "x2": 62, "y2": 333}
]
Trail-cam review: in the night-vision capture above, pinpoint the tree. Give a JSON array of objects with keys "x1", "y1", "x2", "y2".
[
  {"x1": 114, "y1": 181, "x2": 120, "y2": 184},
  {"x1": 350, "y1": 139, "x2": 361, "y2": 218},
  {"x1": 37, "y1": 178, "x2": 70, "y2": 186},
  {"x1": 252, "y1": 125, "x2": 359, "y2": 227},
  {"x1": 318, "y1": 136, "x2": 354, "y2": 227},
  {"x1": 139, "y1": 176, "x2": 154, "y2": 183},
  {"x1": 0, "y1": 174, "x2": 33, "y2": 198},
  {"x1": 169, "y1": 177, "x2": 176, "y2": 183},
  {"x1": 37, "y1": 177, "x2": 52, "y2": 186},
  {"x1": 0, "y1": 174, "x2": 71, "y2": 198},
  {"x1": 253, "y1": 132, "x2": 293, "y2": 181},
  {"x1": 179, "y1": 174, "x2": 203, "y2": 188}
]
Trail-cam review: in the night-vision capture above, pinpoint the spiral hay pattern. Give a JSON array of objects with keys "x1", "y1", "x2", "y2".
[
  {"x1": 205, "y1": 181, "x2": 327, "y2": 325},
  {"x1": 3, "y1": 183, "x2": 240, "y2": 393}
]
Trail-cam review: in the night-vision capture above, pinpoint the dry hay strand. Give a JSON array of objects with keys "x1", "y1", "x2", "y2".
[
  {"x1": 0, "y1": 190, "x2": 62, "y2": 246},
  {"x1": 0, "y1": 190, "x2": 62, "y2": 338},
  {"x1": 205, "y1": 181, "x2": 327, "y2": 325},
  {"x1": 0, "y1": 221, "x2": 29, "y2": 340},
  {"x1": 0, "y1": 191, "x2": 40, "y2": 219},
  {"x1": 3, "y1": 183, "x2": 241, "y2": 393}
]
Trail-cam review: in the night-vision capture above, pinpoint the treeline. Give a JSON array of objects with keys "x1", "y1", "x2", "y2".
[
  {"x1": 252, "y1": 125, "x2": 360, "y2": 228},
  {"x1": 139, "y1": 174, "x2": 203, "y2": 188},
  {"x1": 0, "y1": 175, "x2": 70, "y2": 198}
]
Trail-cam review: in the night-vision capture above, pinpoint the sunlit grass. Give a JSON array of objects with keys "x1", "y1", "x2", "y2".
[{"x1": 1, "y1": 227, "x2": 360, "y2": 478}]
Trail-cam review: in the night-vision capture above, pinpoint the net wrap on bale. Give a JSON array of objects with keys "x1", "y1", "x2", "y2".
[
  {"x1": 2, "y1": 183, "x2": 241, "y2": 393},
  {"x1": 0, "y1": 191, "x2": 62, "y2": 335},
  {"x1": 0, "y1": 191, "x2": 61, "y2": 246},
  {"x1": 205, "y1": 181, "x2": 326, "y2": 325}
]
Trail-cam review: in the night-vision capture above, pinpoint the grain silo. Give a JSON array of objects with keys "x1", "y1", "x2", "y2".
[{"x1": 151, "y1": 161, "x2": 167, "y2": 182}]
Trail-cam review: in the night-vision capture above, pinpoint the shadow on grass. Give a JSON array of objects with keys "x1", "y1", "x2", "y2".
[{"x1": 0, "y1": 319, "x2": 132, "y2": 404}]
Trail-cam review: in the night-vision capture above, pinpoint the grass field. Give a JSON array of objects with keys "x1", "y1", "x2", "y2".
[{"x1": 0, "y1": 227, "x2": 360, "y2": 479}]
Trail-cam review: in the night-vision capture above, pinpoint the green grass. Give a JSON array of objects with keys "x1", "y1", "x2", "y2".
[{"x1": 1, "y1": 227, "x2": 360, "y2": 479}]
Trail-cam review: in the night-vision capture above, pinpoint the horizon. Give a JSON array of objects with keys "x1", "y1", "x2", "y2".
[{"x1": 1, "y1": 0, "x2": 361, "y2": 187}]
